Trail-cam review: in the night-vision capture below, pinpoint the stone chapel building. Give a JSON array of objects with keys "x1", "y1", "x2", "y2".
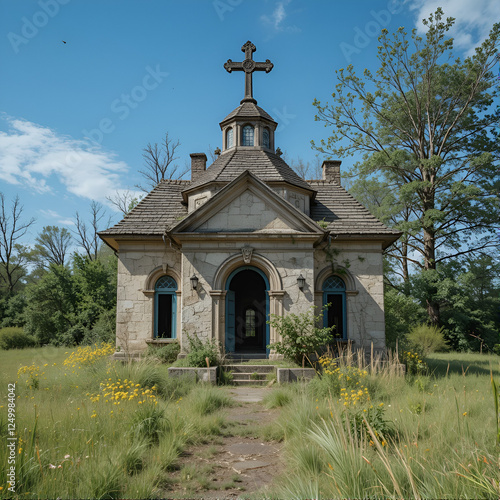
[{"x1": 99, "y1": 42, "x2": 400, "y2": 359}]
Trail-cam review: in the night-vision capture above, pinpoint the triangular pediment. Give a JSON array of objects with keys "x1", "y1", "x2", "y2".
[{"x1": 171, "y1": 171, "x2": 324, "y2": 236}]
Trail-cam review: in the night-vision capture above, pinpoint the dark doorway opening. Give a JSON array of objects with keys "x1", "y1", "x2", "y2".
[
  {"x1": 157, "y1": 294, "x2": 173, "y2": 338},
  {"x1": 229, "y1": 269, "x2": 267, "y2": 352},
  {"x1": 326, "y1": 294, "x2": 344, "y2": 339}
]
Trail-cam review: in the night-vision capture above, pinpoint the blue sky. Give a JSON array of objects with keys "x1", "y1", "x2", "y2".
[{"x1": 1, "y1": 0, "x2": 498, "y2": 247}]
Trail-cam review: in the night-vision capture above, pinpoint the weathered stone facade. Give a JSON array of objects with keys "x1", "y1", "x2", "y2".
[{"x1": 100, "y1": 41, "x2": 400, "y2": 358}]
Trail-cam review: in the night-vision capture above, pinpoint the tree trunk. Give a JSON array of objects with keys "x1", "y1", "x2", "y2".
[{"x1": 423, "y1": 225, "x2": 440, "y2": 326}]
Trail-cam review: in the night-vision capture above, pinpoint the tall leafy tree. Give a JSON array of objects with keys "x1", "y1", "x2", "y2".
[
  {"x1": 34, "y1": 226, "x2": 72, "y2": 268},
  {"x1": 313, "y1": 10, "x2": 500, "y2": 324}
]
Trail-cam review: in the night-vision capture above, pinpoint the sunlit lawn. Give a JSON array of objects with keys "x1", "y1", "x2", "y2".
[{"x1": 0, "y1": 344, "x2": 232, "y2": 499}]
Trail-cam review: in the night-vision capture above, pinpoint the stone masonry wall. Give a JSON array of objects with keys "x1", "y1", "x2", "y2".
[
  {"x1": 116, "y1": 242, "x2": 181, "y2": 354},
  {"x1": 314, "y1": 241, "x2": 386, "y2": 351}
]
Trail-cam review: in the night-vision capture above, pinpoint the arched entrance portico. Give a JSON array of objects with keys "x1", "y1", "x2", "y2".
[{"x1": 225, "y1": 266, "x2": 270, "y2": 354}]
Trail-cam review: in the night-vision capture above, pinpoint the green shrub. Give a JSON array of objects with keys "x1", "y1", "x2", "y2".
[
  {"x1": 267, "y1": 305, "x2": 334, "y2": 367},
  {"x1": 145, "y1": 342, "x2": 180, "y2": 364},
  {"x1": 0, "y1": 327, "x2": 36, "y2": 349},
  {"x1": 82, "y1": 307, "x2": 116, "y2": 345},
  {"x1": 406, "y1": 324, "x2": 449, "y2": 356},
  {"x1": 185, "y1": 332, "x2": 221, "y2": 367}
]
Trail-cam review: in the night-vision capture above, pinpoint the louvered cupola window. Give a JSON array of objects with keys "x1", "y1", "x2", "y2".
[
  {"x1": 226, "y1": 127, "x2": 234, "y2": 149},
  {"x1": 263, "y1": 128, "x2": 270, "y2": 149},
  {"x1": 242, "y1": 125, "x2": 254, "y2": 146}
]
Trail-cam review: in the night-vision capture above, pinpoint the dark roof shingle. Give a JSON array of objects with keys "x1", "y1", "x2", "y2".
[
  {"x1": 220, "y1": 102, "x2": 276, "y2": 124},
  {"x1": 184, "y1": 149, "x2": 313, "y2": 193},
  {"x1": 309, "y1": 180, "x2": 401, "y2": 240},
  {"x1": 99, "y1": 180, "x2": 189, "y2": 236}
]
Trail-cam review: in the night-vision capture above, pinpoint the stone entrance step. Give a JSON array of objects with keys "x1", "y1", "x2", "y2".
[{"x1": 223, "y1": 364, "x2": 275, "y2": 386}]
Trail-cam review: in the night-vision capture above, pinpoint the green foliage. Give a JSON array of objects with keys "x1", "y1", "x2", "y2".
[
  {"x1": 407, "y1": 324, "x2": 449, "y2": 356},
  {"x1": 399, "y1": 350, "x2": 428, "y2": 376},
  {"x1": 24, "y1": 264, "x2": 77, "y2": 345},
  {"x1": 384, "y1": 287, "x2": 427, "y2": 349},
  {"x1": 263, "y1": 388, "x2": 293, "y2": 408},
  {"x1": 145, "y1": 342, "x2": 180, "y2": 364},
  {"x1": 130, "y1": 404, "x2": 169, "y2": 445},
  {"x1": 82, "y1": 307, "x2": 116, "y2": 345},
  {"x1": 0, "y1": 292, "x2": 27, "y2": 328},
  {"x1": 313, "y1": 9, "x2": 500, "y2": 326},
  {"x1": 22, "y1": 253, "x2": 117, "y2": 347},
  {"x1": 412, "y1": 257, "x2": 500, "y2": 351},
  {"x1": 33, "y1": 225, "x2": 72, "y2": 268},
  {"x1": 0, "y1": 327, "x2": 36, "y2": 349},
  {"x1": 267, "y1": 305, "x2": 334, "y2": 367},
  {"x1": 188, "y1": 386, "x2": 232, "y2": 415},
  {"x1": 184, "y1": 332, "x2": 222, "y2": 367}
]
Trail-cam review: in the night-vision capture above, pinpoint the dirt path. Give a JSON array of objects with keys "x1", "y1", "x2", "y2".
[{"x1": 163, "y1": 387, "x2": 284, "y2": 499}]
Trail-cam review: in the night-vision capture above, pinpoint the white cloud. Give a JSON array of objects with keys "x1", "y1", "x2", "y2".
[
  {"x1": 410, "y1": 0, "x2": 500, "y2": 55},
  {"x1": 261, "y1": 0, "x2": 301, "y2": 34},
  {"x1": 0, "y1": 115, "x2": 130, "y2": 202},
  {"x1": 39, "y1": 209, "x2": 75, "y2": 226}
]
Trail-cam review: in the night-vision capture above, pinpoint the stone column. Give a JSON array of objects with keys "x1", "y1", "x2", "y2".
[
  {"x1": 235, "y1": 124, "x2": 241, "y2": 147},
  {"x1": 254, "y1": 122, "x2": 261, "y2": 146},
  {"x1": 210, "y1": 290, "x2": 227, "y2": 349},
  {"x1": 268, "y1": 290, "x2": 285, "y2": 344}
]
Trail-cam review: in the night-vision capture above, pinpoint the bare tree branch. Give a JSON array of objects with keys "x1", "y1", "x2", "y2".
[
  {"x1": 74, "y1": 201, "x2": 108, "y2": 260},
  {"x1": 106, "y1": 191, "x2": 142, "y2": 216},
  {"x1": 0, "y1": 193, "x2": 36, "y2": 294},
  {"x1": 136, "y1": 132, "x2": 189, "y2": 192}
]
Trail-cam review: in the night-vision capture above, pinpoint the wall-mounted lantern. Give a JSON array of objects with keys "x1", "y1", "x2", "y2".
[
  {"x1": 297, "y1": 274, "x2": 306, "y2": 290},
  {"x1": 190, "y1": 274, "x2": 199, "y2": 290}
]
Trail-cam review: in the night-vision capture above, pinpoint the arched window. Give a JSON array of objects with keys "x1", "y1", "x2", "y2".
[
  {"x1": 242, "y1": 125, "x2": 254, "y2": 146},
  {"x1": 245, "y1": 308, "x2": 256, "y2": 337},
  {"x1": 262, "y1": 128, "x2": 270, "y2": 149},
  {"x1": 226, "y1": 127, "x2": 234, "y2": 149},
  {"x1": 155, "y1": 276, "x2": 177, "y2": 339},
  {"x1": 323, "y1": 276, "x2": 346, "y2": 339}
]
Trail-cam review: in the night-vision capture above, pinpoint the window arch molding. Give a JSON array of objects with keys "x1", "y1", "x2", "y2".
[
  {"x1": 314, "y1": 265, "x2": 356, "y2": 293},
  {"x1": 143, "y1": 266, "x2": 181, "y2": 295}
]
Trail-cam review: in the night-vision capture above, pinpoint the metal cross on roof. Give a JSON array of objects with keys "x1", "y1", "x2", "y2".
[{"x1": 224, "y1": 41, "x2": 273, "y2": 104}]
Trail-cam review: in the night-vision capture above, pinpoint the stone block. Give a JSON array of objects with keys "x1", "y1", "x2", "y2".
[
  {"x1": 168, "y1": 366, "x2": 217, "y2": 384},
  {"x1": 277, "y1": 368, "x2": 316, "y2": 383}
]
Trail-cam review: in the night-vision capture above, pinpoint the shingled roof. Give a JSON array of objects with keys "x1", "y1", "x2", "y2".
[
  {"x1": 99, "y1": 180, "x2": 189, "y2": 238},
  {"x1": 184, "y1": 149, "x2": 313, "y2": 194},
  {"x1": 309, "y1": 180, "x2": 401, "y2": 248},
  {"x1": 220, "y1": 102, "x2": 276, "y2": 124},
  {"x1": 99, "y1": 173, "x2": 400, "y2": 250}
]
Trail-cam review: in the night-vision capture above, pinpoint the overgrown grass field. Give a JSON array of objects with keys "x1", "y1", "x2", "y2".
[
  {"x1": 0, "y1": 344, "x2": 232, "y2": 499},
  {"x1": 264, "y1": 351, "x2": 500, "y2": 499},
  {"x1": 1, "y1": 347, "x2": 499, "y2": 498}
]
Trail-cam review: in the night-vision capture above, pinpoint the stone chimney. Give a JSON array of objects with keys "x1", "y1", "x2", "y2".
[
  {"x1": 322, "y1": 160, "x2": 341, "y2": 184},
  {"x1": 190, "y1": 153, "x2": 207, "y2": 181}
]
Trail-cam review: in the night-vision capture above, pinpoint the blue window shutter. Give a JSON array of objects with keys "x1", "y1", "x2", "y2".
[{"x1": 171, "y1": 293, "x2": 177, "y2": 339}]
